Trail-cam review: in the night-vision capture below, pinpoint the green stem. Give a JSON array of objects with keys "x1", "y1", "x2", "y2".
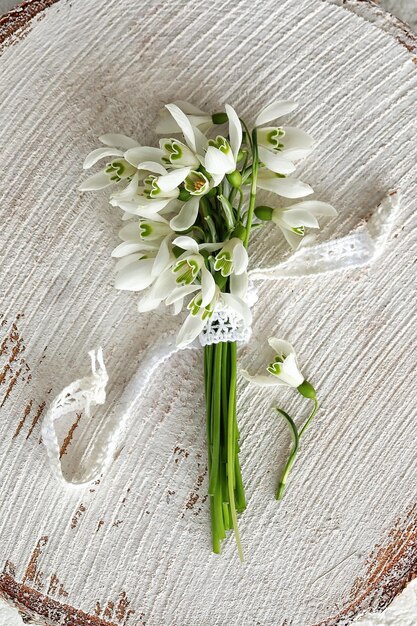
[
  {"x1": 275, "y1": 408, "x2": 299, "y2": 501},
  {"x1": 208, "y1": 343, "x2": 222, "y2": 495},
  {"x1": 227, "y1": 342, "x2": 244, "y2": 561},
  {"x1": 244, "y1": 128, "x2": 258, "y2": 248},
  {"x1": 299, "y1": 399, "x2": 319, "y2": 438}
]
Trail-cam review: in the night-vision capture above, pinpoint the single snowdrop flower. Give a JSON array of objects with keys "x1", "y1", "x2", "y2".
[
  {"x1": 242, "y1": 338, "x2": 304, "y2": 388},
  {"x1": 242, "y1": 336, "x2": 318, "y2": 501},
  {"x1": 255, "y1": 200, "x2": 337, "y2": 249},
  {"x1": 136, "y1": 235, "x2": 218, "y2": 314},
  {"x1": 172, "y1": 236, "x2": 218, "y2": 297},
  {"x1": 213, "y1": 238, "x2": 248, "y2": 277},
  {"x1": 204, "y1": 104, "x2": 242, "y2": 187},
  {"x1": 254, "y1": 100, "x2": 314, "y2": 175},
  {"x1": 112, "y1": 220, "x2": 175, "y2": 292},
  {"x1": 160, "y1": 138, "x2": 201, "y2": 169},
  {"x1": 80, "y1": 134, "x2": 140, "y2": 191},
  {"x1": 156, "y1": 101, "x2": 213, "y2": 135},
  {"x1": 184, "y1": 170, "x2": 211, "y2": 196},
  {"x1": 258, "y1": 126, "x2": 314, "y2": 163}
]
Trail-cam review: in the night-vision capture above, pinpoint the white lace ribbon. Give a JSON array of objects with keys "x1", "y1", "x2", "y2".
[
  {"x1": 41, "y1": 192, "x2": 399, "y2": 487},
  {"x1": 41, "y1": 348, "x2": 109, "y2": 487},
  {"x1": 249, "y1": 191, "x2": 400, "y2": 280}
]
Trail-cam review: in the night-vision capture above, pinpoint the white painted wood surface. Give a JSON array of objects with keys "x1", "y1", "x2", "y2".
[{"x1": 0, "y1": 1, "x2": 417, "y2": 624}]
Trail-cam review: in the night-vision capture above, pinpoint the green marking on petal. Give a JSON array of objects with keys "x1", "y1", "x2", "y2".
[
  {"x1": 173, "y1": 258, "x2": 200, "y2": 285},
  {"x1": 184, "y1": 170, "x2": 209, "y2": 196},
  {"x1": 291, "y1": 226, "x2": 305, "y2": 236}
]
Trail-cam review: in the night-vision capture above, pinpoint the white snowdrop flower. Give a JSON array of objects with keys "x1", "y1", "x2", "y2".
[
  {"x1": 160, "y1": 138, "x2": 201, "y2": 169},
  {"x1": 271, "y1": 201, "x2": 337, "y2": 249},
  {"x1": 183, "y1": 170, "x2": 211, "y2": 196},
  {"x1": 204, "y1": 104, "x2": 242, "y2": 186},
  {"x1": 254, "y1": 100, "x2": 314, "y2": 175},
  {"x1": 213, "y1": 238, "x2": 248, "y2": 277},
  {"x1": 80, "y1": 134, "x2": 140, "y2": 191},
  {"x1": 112, "y1": 219, "x2": 175, "y2": 292},
  {"x1": 241, "y1": 338, "x2": 304, "y2": 388}
]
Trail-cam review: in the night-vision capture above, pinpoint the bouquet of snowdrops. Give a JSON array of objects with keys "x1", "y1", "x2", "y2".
[{"x1": 81, "y1": 100, "x2": 336, "y2": 559}]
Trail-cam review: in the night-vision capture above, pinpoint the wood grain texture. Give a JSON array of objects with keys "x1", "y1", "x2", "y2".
[{"x1": 0, "y1": 0, "x2": 416, "y2": 624}]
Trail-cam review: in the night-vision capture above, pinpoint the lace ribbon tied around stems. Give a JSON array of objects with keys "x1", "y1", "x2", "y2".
[{"x1": 199, "y1": 307, "x2": 252, "y2": 346}]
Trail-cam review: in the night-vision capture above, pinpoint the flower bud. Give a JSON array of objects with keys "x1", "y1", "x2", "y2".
[
  {"x1": 212, "y1": 112, "x2": 228, "y2": 125},
  {"x1": 297, "y1": 380, "x2": 317, "y2": 399},
  {"x1": 226, "y1": 170, "x2": 242, "y2": 188},
  {"x1": 254, "y1": 206, "x2": 273, "y2": 221},
  {"x1": 232, "y1": 223, "x2": 247, "y2": 241}
]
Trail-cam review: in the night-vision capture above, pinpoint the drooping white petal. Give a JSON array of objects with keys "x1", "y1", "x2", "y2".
[
  {"x1": 136, "y1": 161, "x2": 167, "y2": 176},
  {"x1": 172, "y1": 299, "x2": 184, "y2": 315},
  {"x1": 170, "y1": 196, "x2": 200, "y2": 231},
  {"x1": 200, "y1": 266, "x2": 216, "y2": 306},
  {"x1": 258, "y1": 146, "x2": 295, "y2": 175},
  {"x1": 281, "y1": 127, "x2": 315, "y2": 161},
  {"x1": 198, "y1": 242, "x2": 224, "y2": 252},
  {"x1": 110, "y1": 174, "x2": 140, "y2": 202},
  {"x1": 225, "y1": 104, "x2": 242, "y2": 161},
  {"x1": 165, "y1": 104, "x2": 198, "y2": 153},
  {"x1": 221, "y1": 293, "x2": 252, "y2": 326},
  {"x1": 114, "y1": 254, "x2": 145, "y2": 272},
  {"x1": 240, "y1": 370, "x2": 285, "y2": 386},
  {"x1": 124, "y1": 146, "x2": 164, "y2": 167},
  {"x1": 115, "y1": 259, "x2": 155, "y2": 291},
  {"x1": 204, "y1": 146, "x2": 234, "y2": 176},
  {"x1": 257, "y1": 174, "x2": 314, "y2": 198},
  {"x1": 280, "y1": 353, "x2": 304, "y2": 387},
  {"x1": 83, "y1": 147, "x2": 124, "y2": 169},
  {"x1": 151, "y1": 268, "x2": 178, "y2": 300},
  {"x1": 230, "y1": 272, "x2": 248, "y2": 300},
  {"x1": 112, "y1": 241, "x2": 152, "y2": 258},
  {"x1": 255, "y1": 101, "x2": 297, "y2": 127},
  {"x1": 99, "y1": 134, "x2": 139, "y2": 149},
  {"x1": 118, "y1": 222, "x2": 141, "y2": 242},
  {"x1": 165, "y1": 284, "x2": 200, "y2": 305},
  {"x1": 79, "y1": 171, "x2": 113, "y2": 191},
  {"x1": 137, "y1": 292, "x2": 163, "y2": 313},
  {"x1": 268, "y1": 338, "x2": 295, "y2": 356},
  {"x1": 280, "y1": 226, "x2": 304, "y2": 249},
  {"x1": 287, "y1": 200, "x2": 337, "y2": 219},
  {"x1": 151, "y1": 235, "x2": 172, "y2": 277},
  {"x1": 280, "y1": 209, "x2": 320, "y2": 229},
  {"x1": 172, "y1": 236, "x2": 200, "y2": 253},
  {"x1": 232, "y1": 240, "x2": 249, "y2": 274},
  {"x1": 157, "y1": 167, "x2": 191, "y2": 192},
  {"x1": 176, "y1": 313, "x2": 206, "y2": 348},
  {"x1": 174, "y1": 101, "x2": 208, "y2": 116}
]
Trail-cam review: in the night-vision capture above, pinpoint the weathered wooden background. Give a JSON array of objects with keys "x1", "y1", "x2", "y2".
[{"x1": 1, "y1": 1, "x2": 417, "y2": 624}]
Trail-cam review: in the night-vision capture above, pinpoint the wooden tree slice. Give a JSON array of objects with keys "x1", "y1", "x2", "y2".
[{"x1": 1, "y1": 1, "x2": 417, "y2": 624}]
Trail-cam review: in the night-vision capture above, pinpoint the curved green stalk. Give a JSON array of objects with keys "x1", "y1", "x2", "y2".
[
  {"x1": 275, "y1": 408, "x2": 299, "y2": 501},
  {"x1": 299, "y1": 398, "x2": 319, "y2": 438}
]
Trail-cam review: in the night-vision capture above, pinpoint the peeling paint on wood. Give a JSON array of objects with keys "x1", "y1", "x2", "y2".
[
  {"x1": 0, "y1": 573, "x2": 120, "y2": 626},
  {"x1": 70, "y1": 504, "x2": 86, "y2": 530}
]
